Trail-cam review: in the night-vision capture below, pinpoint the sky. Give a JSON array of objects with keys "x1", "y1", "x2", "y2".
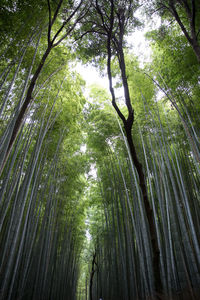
[{"x1": 76, "y1": 63, "x2": 109, "y2": 90}]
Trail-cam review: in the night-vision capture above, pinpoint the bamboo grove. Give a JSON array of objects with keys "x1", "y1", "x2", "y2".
[{"x1": 0, "y1": 0, "x2": 200, "y2": 299}]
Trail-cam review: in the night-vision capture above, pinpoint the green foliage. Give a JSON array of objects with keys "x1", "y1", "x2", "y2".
[
  {"x1": 146, "y1": 26, "x2": 200, "y2": 90},
  {"x1": 84, "y1": 85, "x2": 121, "y2": 160},
  {"x1": 0, "y1": 0, "x2": 48, "y2": 54},
  {"x1": 75, "y1": 0, "x2": 141, "y2": 66},
  {"x1": 125, "y1": 54, "x2": 155, "y2": 118}
]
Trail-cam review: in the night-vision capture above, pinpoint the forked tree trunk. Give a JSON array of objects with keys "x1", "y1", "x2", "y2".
[{"x1": 105, "y1": 6, "x2": 163, "y2": 294}]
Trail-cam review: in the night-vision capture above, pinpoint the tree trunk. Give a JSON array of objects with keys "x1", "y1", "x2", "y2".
[
  {"x1": 89, "y1": 252, "x2": 96, "y2": 300},
  {"x1": 106, "y1": 23, "x2": 163, "y2": 295},
  {"x1": 125, "y1": 124, "x2": 162, "y2": 296},
  {"x1": 168, "y1": 1, "x2": 200, "y2": 63},
  {"x1": 192, "y1": 42, "x2": 200, "y2": 63}
]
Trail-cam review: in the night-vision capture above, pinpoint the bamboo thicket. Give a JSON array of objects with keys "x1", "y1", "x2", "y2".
[{"x1": 88, "y1": 95, "x2": 200, "y2": 300}]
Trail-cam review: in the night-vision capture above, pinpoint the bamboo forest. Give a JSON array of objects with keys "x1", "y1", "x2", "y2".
[{"x1": 1, "y1": 0, "x2": 200, "y2": 299}]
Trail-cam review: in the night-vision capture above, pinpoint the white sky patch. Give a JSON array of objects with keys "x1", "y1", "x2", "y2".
[
  {"x1": 85, "y1": 229, "x2": 92, "y2": 241},
  {"x1": 76, "y1": 63, "x2": 108, "y2": 90},
  {"x1": 80, "y1": 144, "x2": 87, "y2": 153},
  {"x1": 126, "y1": 9, "x2": 162, "y2": 66},
  {"x1": 127, "y1": 30, "x2": 151, "y2": 65},
  {"x1": 84, "y1": 218, "x2": 92, "y2": 241},
  {"x1": 87, "y1": 163, "x2": 97, "y2": 179},
  {"x1": 157, "y1": 90, "x2": 165, "y2": 101}
]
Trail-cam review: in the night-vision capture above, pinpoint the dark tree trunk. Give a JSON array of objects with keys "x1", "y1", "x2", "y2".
[
  {"x1": 89, "y1": 252, "x2": 96, "y2": 300},
  {"x1": 125, "y1": 124, "x2": 162, "y2": 295},
  {"x1": 192, "y1": 42, "x2": 200, "y2": 63},
  {"x1": 168, "y1": 0, "x2": 200, "y2": 63}
]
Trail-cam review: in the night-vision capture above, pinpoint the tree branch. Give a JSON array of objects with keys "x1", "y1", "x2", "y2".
[
  {"x1": 179, "y1": 0, "x2": 196, "y2": 37},
  {"x1": 47, "y1": 0, "x2": 52, "y2": 45},
  {"x1": 73, "y1": 30, "x2": 106, "y2": 43},
  {"x1": 51, "y1": 0, "x2": 64, "y2": 27},
  {"x1": 95, "y1": 0, "x2": 109, "y2": 33},
  {"x1": 169, "y1": 0, "x2": 192, "y2": 44},
  {"x1": 52, "y1": 0, "x2": 84, "y2": 45},
  {"x1": 191, "y1": 0, "x2": 196, "y2": 36},
  {"x1": 107, "y1": 46, "x2": 126, "y2": 124},
  {"x1": 52, "y1": 2, "x2": 87, "y2": 47}
]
